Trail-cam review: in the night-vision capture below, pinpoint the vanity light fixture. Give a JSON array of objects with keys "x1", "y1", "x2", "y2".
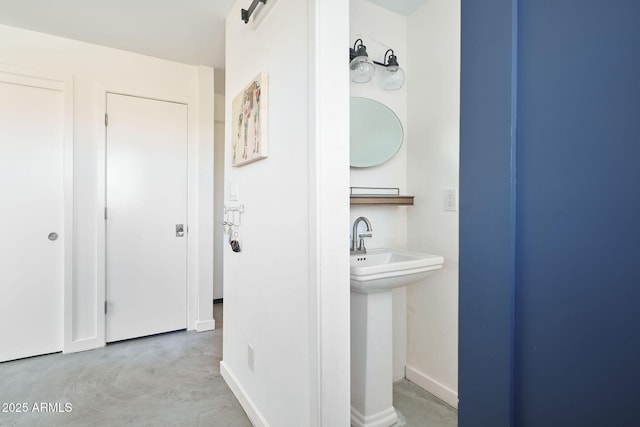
[
  {"x1": 379, "y1": 50, "x2": 406, "y2": 90},
  {"x1": 349, "y1": 39, "x2": 376, "y2": 83},
  {"x1": 349, "y1": 39, "x2": 406, "y2": 90}
]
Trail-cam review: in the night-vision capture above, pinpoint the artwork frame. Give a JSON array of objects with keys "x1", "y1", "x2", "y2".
[{"x1": 231, "y1": 72, "x2": 268, "y2": 167}]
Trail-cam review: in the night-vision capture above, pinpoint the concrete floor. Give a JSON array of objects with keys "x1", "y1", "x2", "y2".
[
  {"x1": 0, "y1": 304, "x2": 456, "y2": 427},
  {"x1": 393, "y1": 380, "x2": 457, "y2": 427},
  {"x1": 0, "y1": 304, "x2": 249, "y2": 427}
]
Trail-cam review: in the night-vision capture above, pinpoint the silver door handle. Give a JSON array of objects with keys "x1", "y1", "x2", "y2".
[
  {"x1": 48, "y1": 232, "x2": 59, "y2": 241},
  {"x1": 176, "y1": 224, "x2": 184, "y2": 237}
]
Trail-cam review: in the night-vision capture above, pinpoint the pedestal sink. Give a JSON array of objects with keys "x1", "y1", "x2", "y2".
[{"x1": 350, "y1": 249, "x2": 444, "y2": 427}]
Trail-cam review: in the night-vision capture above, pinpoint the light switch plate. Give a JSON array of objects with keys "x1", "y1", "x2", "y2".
[
  {"x1": 229, "y1": 182, "x2": 239, "y2": 201},
  {"x1": 444, "y1": 189, "x2": 457, "y2": 212}
]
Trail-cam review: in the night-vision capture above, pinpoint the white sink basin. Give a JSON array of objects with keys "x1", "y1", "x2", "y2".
[{"x1": 350, "y1": 248, "x2": 444, "y2": 294}]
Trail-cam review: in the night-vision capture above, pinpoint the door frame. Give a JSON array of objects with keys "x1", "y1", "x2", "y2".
[
  {"x1": 96, "y1": 88, "x2": 199, "y2": 346},
  {"x1": 0, "y1": 63, "x2": 74, "y2": 354}
]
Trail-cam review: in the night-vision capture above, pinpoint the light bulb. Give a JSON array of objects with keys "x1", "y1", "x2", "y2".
[
  {"x1": 350, "y1": 56, "x2": 375, "y2": 83},
  {"x1": 381, "y1": 66, "x2": 405, "y2": 90}
]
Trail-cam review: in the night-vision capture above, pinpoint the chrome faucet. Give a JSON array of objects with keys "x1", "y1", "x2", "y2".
[{"x1": 351, "y1": 216, "x2": 373, "y2": 254}]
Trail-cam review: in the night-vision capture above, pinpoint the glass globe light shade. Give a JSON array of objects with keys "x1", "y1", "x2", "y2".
[
  {"x1": 381, "y1": 65, "x2": 405, "y2": 90},
  {"x1": 350, "y1": 56, "x2": 375, "y2": 83}
]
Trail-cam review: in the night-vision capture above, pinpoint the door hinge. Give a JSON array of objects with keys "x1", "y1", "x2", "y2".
[
  {"x1": 104, "y1": 207, "x2": 108, "y2": 220},
  {"x1": 104, "y1": 301, "x2": 108, "y2": 315},
  {"x1": 104, "y1": 113, "x2": 109, "y2": 127}
]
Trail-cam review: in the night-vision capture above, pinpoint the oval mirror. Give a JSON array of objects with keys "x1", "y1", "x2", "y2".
[{"x1": 350, "y1": 97, "x2": 404, "y2": 168}]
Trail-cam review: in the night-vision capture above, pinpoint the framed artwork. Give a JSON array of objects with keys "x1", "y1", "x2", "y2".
[{"x1": 231, "y1": 72, "x2": 268, "y2": 167}]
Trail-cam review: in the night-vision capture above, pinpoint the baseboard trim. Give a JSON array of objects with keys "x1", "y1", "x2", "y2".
[
  {"x1": 405, "y1": 365, "x2": 458, "y2": 408},
  {"x1": 63, "y1": 337, "x2": 104, "y2": 354},
  {"x1": 351, "y1": 405, "x2": 398, "y2": 427},
  {"x1": 220, "y1": 361, "x2": 270, "y2": 427},
  {"x1": 195, "y1": 319, "x2": 215, "y2": 332}
]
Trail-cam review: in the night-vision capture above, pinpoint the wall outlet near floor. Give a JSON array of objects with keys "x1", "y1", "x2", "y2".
[
  {"x1": 247, "y1": 344, "x2": 254, "y2": 371},
  {"x1": 444, "y1": 188, "x2": 457, "y2": 212}
]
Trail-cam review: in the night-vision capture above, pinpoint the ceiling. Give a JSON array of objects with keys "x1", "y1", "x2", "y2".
[
  {"x1": 365, "y1": 0, "x2": 429, "y2": 16},
  {"x1": 0, "y1": 1, "x2": 427, "y2": 70},
  {"x1": 0, "y1": 0, "x2": 235, "y2": 69}
]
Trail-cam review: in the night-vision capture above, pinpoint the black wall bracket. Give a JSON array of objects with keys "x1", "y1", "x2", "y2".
[{"x1": 241, "y1": 0, "x2": 267, "y2": 24}]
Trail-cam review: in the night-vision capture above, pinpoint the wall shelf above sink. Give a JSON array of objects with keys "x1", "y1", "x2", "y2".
[
  {"x1": 350, "y1": 187, "x2": 414, "y2": 206},
  {"x1": 350, "y1": 195, "x2": 414, "y2": 205}
]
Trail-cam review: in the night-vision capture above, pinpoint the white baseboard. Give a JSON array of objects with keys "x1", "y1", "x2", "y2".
[
  {"x1": 405, "y1": 365, "x2": 458, "y2": 408},
  {"x1": 220, "y1": 361, "x2": 270, "y2": 427},
  {"x1": 195, "y1": 319, "x2": 215, "y2": 332},
  {"x1": 63, "y1": 337, "x2": 104, "y2": 354},
  {"x1": 351, "y1": 405, "x2": 398, "y2": 427}
]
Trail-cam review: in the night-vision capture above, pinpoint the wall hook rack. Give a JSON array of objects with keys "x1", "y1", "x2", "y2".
[
  {"x1": 224, "y1": 204, "x2": 245, "y2": 226},
  {"x1": 241, "y1": 0, "x2": 267, "y2": 24}
]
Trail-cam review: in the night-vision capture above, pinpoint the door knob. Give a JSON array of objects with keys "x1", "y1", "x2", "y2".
[
  {"x1": 176, "y1": 224, "x2": 184, "y2": 237},
  {"x1": 48, "y1": 232, "x2": 59, "y2": 241}
]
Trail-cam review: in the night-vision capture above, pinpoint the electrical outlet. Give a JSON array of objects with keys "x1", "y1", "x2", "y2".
[
  {"x1": 247, "y1": 344, "x2": 254, "y2": 371},
  {"x1": 444, "y1": 189, "x2": 457, "y2": 212}
]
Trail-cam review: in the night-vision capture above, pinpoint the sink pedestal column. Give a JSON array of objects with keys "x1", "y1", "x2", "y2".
[{"x1": 351, "y1": 290, "x2": 398, "y2": 427}]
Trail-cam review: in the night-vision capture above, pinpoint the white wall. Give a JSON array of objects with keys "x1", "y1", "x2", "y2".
[
  {"x1": 213, "y1": 91, "x2": 225, "y2": 300},
  {"x1": 221, "y1": 0, "x2": 351, "y2": 425},
  {"x1": 0, "y1": 24, "x2": 216, "y2": 350},
  {"x1": 406, "y1": 0, "x2": 460, "y2": 408},
  {"x1": 197, "y1": 65, "x2": 216, "y2": 331},
  {"x1": 350, "y1": 0, "x2": 408, "y2": 382},
  {"x1": 221, "y1": 1, "x2": 312, "y2": 425}
]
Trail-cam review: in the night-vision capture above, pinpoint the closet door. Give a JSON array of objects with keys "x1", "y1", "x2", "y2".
[
  {"x1": 0, "y1": 78, "x2": 65, "y2": 362},
  {"x1": 105, "y1": 93, "x2": 188, "y2": 342}
]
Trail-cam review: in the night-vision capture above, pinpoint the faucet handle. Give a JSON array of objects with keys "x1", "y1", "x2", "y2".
[{"x1": 358, "y1": 233, "x2": 372, "y2": 252}]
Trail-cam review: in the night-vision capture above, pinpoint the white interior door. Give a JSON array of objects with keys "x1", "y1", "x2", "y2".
[
  {"x1": 106, "y1": 93, "x2": 188, "y2": 343},
  {"x1": 0, "y1": 79, "x2": 65, "y2": 362}
]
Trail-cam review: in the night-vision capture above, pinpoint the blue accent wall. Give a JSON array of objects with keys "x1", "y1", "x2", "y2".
[
  {"x1": 515, "y1": 1, "x2": 640, "y2": 425},
  {"x1": 459, "y1": 0, "x2": 517, "y2": 425},
  {"x1": 461, "y1": 0, "x2": 640, "y2": 425}
]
